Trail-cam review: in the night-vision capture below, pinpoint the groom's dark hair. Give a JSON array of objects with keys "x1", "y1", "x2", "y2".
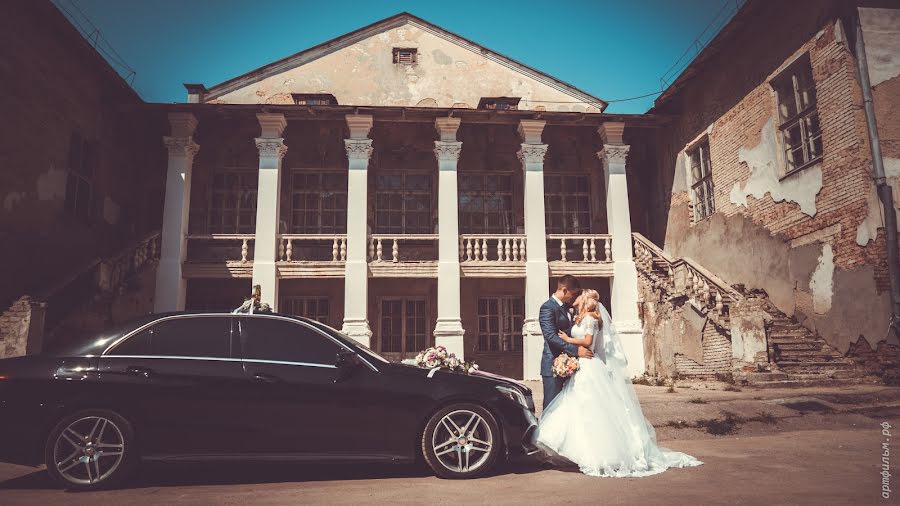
[{"x1": 557, "y1": 275, "x2": 581, "y2": 292}]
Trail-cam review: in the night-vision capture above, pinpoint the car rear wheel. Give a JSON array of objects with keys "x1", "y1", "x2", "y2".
[
  {"x1": 422, "y1": 403, "x2": 501, "y2": 479},
  {"x1": 44, "y1": 409, "x2": 136, "y2": 490}
]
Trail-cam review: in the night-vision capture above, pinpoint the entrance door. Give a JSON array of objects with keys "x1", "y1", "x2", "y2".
[{"x1": 378, "y1": 297, "x2": 429, "y2": 362}]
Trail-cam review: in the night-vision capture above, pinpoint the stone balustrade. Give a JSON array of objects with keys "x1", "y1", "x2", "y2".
[
  {"x1": 368, "y1": 234, "x2": 439, "y2": 263},
  {"x1": 279, "y1": 234, "x2": 347, "y2": 262},
  {"x1": 547, "y1": 234, "x2": 612, "y2": 263},
  {"x1": 186, "y1": 234, "x2": 254, "y2": 263},
  {"x1": 459, "y1": 235, "x2": 527, "y2": 262}
]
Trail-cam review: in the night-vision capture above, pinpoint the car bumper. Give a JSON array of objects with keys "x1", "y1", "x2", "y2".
[{"x1": 495, "y1": 401, "x2": 539, "y2": 457}]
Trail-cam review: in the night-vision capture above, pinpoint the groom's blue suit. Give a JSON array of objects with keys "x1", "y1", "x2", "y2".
[{"x1": 539, "y1": 296, "x2": 579, "y2": 411}]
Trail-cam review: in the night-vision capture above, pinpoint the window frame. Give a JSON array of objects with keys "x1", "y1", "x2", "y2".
[
  {"x1": 280, "y1": 296, "x2": 331, "y2": 326},
  {"x1": 377, "y1": 296, "x2": 430, "y2": 359},
  {"x1": 459, "y1": 172, "x2": 516, "y2": 234},
  {"x1": 392, "y1": 47, "x2": 418, "y2": 65},
  {"x1": 686, "y1": 139, "x2": 715, "y2": 223},
  {"x1": 235, "y1": 314, "x2": 348, "y2": 367},
  {"x1": 374, "y1": 171, "x2": 434, "y2": 235},
  {"x1": 771, "y1": 54, "x2": 822, "y2": 177},
  {"x1": 65, "y1": 132, "x2": 96, "y2": 223},
  {"x1": 476, "y1": 296, "x2": 525, "y2": 353},
  {"x1": 544, "y1": 173, "x2": 592, "y2": 234},
  {"x1": 208, "y1": 167, "x2": 258, "y2": 234},
  {"x1": 285, "y1": 168, "x2": 348, "y2": 234}
]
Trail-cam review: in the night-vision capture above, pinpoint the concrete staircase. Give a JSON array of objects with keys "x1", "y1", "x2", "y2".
[{"x1": 632, "y1": 233, "x2": 878, "y2": 388}]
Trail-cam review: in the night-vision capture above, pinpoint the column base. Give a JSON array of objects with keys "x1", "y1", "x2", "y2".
[
  {"x1": 154, "y1": 257, "x2": 186, "y2": 312},
  {"x1": 613, "y1": 319, "x2": 646, "y2": 379},
  {"x1": 522, "y1": 318, "x2": 544, "y2": 381},
  {"x1": 341, "y1": 318, "x2": 372, "y2": 348},
  {"x1": 433, "y1": 319, "x2": 465, "y2": 359}
]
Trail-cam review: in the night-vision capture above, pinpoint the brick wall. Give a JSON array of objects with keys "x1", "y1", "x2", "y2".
[{"x1": 0, "y1": 296, "x2": 46, "y2": 358}]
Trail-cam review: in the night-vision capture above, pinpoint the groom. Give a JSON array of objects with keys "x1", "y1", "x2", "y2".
[{"x1": 539, "y1": 275, "x2": 593, "y2": 411}]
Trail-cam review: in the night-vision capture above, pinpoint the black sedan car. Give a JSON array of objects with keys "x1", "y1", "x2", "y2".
[{"x1": 0, "y1": 312, "x2": 538, "y2": 489}]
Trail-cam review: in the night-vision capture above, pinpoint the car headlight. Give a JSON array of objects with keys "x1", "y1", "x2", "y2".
[{"x1": 496, "y1": 385, "x2": 528, "y2": 409}]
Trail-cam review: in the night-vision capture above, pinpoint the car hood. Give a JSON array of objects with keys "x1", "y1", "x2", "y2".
[{"x1": 382, "y1": 362, "x2": 532, "y2": 395}]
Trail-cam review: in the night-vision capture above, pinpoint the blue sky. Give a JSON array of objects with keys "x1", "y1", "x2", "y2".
[{"x1": 59, "y1": 0, "x2": 736, "y2": 113}]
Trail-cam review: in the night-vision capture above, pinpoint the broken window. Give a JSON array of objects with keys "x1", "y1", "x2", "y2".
[
  {"x1": 374, "y1": 172, "x2": 433, "y2": 234},
  {"x1": 544, "y1": 173, "x2": 591, "y2": 234},
  {"x1": 290, "y1": 93, "x2": 337, "y2": 106},
  {"x1": 280, "y1": 296, "x2": 331, "y2": 326},
  {"x1": 772, "y1": 54, "x2": 822, "y2": 175},
  {"x1": 478, "y1": 97, "x2": 521, "y2": 111},
  {"x1": 477, "y1": 296, "x2": 524, "y2": 352},
  {"x1": 65, "y1": 132, "x2": 96, "y2": 223},
  {"x1": 459, "y1": 173, "x2": 515, "y2": 234},
  {"x1": 287, "y1": 170, "x2": 347, "y2": 234},
  {"x1": 392, "y1": 48, "x2": 417, "y2": 65},
  {"x1": 209, "y1": 169, "x2": 258, "y2": 234},
  {"x1": 688, "y1": 140, "x2": 715, "y2": 223}
]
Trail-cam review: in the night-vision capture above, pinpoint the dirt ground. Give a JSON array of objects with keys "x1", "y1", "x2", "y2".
[{"x1": 1, "y1": 381, "x2": 897, "y2": 505}]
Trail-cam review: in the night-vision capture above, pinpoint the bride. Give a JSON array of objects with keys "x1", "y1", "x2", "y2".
[{"x1": 534, "y1": 288, "x2": 703, "y2": 477}]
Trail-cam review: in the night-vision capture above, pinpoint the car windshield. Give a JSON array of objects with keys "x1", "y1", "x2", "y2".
[{"x1": 303, "y1": 319, "x2": 391, "y2": 364}]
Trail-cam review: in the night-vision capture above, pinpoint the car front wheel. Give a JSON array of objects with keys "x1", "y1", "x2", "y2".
[
  {"x1": 422, "y1": 403, "x2": 501, "y2": 479},
  {"x1": 44, "y1": 409, "x2": 136, "y2": 490}
]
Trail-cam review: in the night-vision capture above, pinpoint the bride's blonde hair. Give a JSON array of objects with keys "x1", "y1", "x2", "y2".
[{"x1": 575, "y1": 289, "x2": 603, "y2": 327}]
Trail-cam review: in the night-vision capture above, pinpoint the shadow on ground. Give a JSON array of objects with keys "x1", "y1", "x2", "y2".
[{"x1": 0, "y1": 457, "x2": 550, "y2": 491}]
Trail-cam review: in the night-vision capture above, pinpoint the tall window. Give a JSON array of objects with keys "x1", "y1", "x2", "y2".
[
  {"x1": 477, "y1": 297, "x2": 524, "y2": 352},
  {"x1": 772, "y1": 55, "x2": 822, "y2": 174},
  {"x1": 544, "y1": 174, "x2": 591, "y2": 234},
  {"x1": 209, "y1": 170, "x2": 257, "y2": 234},
  {"x1": 379, "y1": 298, "x2": 428, "y2": 357},
  {"x1": 65, "y1": 132, "x2": 96, "y2": 223},
  {"x1": 287, "y1": 171, "x2": 347, "y2": 234},
  {"x1": 459, "y1": 173, "x2": 515, "y2": 234},
  {"x1": 375, "y1": 173, "x2": 432, "y2": 234},
  {"x1": 281, "y1": 297, "x2": 330, "y2": 325},
  {"x1": 688, "y1": 140, "x2": 715, "y2": 223}
]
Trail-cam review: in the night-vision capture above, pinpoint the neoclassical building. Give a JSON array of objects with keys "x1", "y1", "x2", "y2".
[{"x1": 148, "y1": 13, "x2": 661, "y2": 379}]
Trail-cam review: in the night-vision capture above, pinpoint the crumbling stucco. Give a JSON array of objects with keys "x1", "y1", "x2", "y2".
[
  {"x1": 809, "y1": 243, "x2": 834, "y2": 315},
  {"x1": 860, "y1": 7, "x2": 900, "y2": 87},
  {"x1": 730, "y1": 118, "x2": 822, "y2": 216},
  {"x1": 856, "y1": 158, "x2": 900, "y2": 245},
  {"x1": 35, "y1": 164, "x2": 66, "y2": 202},
  {"x1": 215, "y1": 22, "x2": 599, "y2": 112}
]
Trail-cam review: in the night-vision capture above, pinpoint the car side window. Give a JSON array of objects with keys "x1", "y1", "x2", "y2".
[
  {"x1": 239, "y1": 317, "x2": 340, "y2": 365},
  {"x1": 110, "y1": 316, "x2": 232, "y2": 359}
]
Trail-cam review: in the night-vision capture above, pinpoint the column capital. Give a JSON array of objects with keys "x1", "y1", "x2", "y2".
[
  {"x1": 434, "y1": 140, "x2": 462, "y2": 163},
  {"x1": 517, "y1": 119, "x2": 546, "y2": 144},
  {"x1": 346, "y1": 114, "x2": 373, "y2": 139},
  {"x1": 255, "y1": 137, "x2": 287, "y2": 159},
  {"x1": 167, "y1": 112, "x2": 198, "y2": 138},
  {"x1": 434, "y1": 117, "x2": 461, "y2": 142},
  {"x1": 597, "y1": 144, "x2": 630, "y2": 173},
  {"x1": 256, "y1": 113, "x2": 287, "y2": 138},
  {"x1": 517, "y1": 143, "x2": 548, "y2": 168},
  {"x1": 598, "y1": 121, "x2": 625, "y2": 145},
  {"x1": 344, "y1": 138, "x2": 373, "y2": 162},
  {"x1": 163, "y1": 136, "x2": 200, "y2": 159}
]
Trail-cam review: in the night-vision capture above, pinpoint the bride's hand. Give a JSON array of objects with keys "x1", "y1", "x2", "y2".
[{"x1": 558, "y1": 330, "x2": 571, "y2": 341}]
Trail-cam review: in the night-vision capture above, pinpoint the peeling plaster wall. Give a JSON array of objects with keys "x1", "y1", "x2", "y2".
[
  {"x1": 640, "y1": 1, "x2": 900, "y2": 365},
  {"x1": 214, "y1": 22, "x2": 598, "y2": 112}
]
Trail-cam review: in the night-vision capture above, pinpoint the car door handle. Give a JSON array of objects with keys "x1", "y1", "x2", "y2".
[
  {"x1": 125, "y1": 366, "x2": 155, "y2": 378},
  {"x1": 252, "y1": 373, "x2": 281, "y2": 384}
]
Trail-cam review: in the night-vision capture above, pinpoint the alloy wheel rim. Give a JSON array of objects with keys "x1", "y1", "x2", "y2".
[
  {"x1": 53, "y1": 416, "x2": 125, "y2": 485},
  {"x1": 432, "y1": 409, "x2": 493, "y2": 473}
]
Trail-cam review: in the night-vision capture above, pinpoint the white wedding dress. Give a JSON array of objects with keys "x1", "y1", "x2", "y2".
[{"x1": 534, "y1": 305, "x2": 703, "y2": 477}]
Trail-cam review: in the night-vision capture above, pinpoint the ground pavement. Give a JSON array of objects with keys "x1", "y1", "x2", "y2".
[{"x1": 0, "y1": 380, "x2": 897, "y2": 505}]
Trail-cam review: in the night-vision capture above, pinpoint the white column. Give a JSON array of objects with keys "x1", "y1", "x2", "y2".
[
  {"x1": 342, "y1": 114, "x2": 374, "y2": 346},
  {"x1": 154, "y1": 112, "x2": 199, "y2": 312},
  {"x1": 598, "y1": 122, "x2": 645, "y2": 378},
  {"x1": 433, "y1": 117, "x2": 465, "y2": 358},
  {"x1": 519, "y1": 120, "x2": 549, "y2": 380},
  {"x1": 251, "y1": 113, "x2": 288, "y2": 310}
]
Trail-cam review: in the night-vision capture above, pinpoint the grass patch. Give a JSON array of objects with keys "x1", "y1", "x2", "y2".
[
  {"x1": 695, "y1": 411, "x2": 743, "y2": 435},
  {"x1": 688, "y1": 397, "x2": 708, "y2": 404},
  {"x1": 667, "y1": 384, "x2": 677, "y2": 393},
  {"x1": 714, "y1": 372, "x2": 735, "y2": 384},
  {"x1": 723, "y1": 384, "x2": 742, "y2": 392}
]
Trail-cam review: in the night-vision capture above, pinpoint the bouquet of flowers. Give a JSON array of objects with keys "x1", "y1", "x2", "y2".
[
  {"x1": 414, "y1": 345, "x2": 480, "y2": 374},
  {"x1": 552, "y1": 352, "x2": 580, "y2": 378}
]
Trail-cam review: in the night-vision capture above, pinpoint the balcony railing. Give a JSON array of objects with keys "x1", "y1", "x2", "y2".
[
  {"x1": 459, "y1": 235, "x2": 527, "y2": 262},
  {"x1": 369, "y1": 234, "x2": 439, "y2": 262},
  {"x1": 280, "y1": 234, "x2": 347, "y2": 262},
  {"x1": 186, "y1": 234, "x2": 254, "y2": 263},
  {"x1": 548, "y1": 234, "x2": 612, "y2": 263}
]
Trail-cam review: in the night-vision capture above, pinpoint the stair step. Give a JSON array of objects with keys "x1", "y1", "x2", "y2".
[
  {"x1": 777, "y1": 361, "x2": 858, "y2": 369},
  {"x1": 748, "y1": 377, "x2": 876, "y2": 388}
]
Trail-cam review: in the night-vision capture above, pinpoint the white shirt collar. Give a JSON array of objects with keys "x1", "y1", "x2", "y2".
[{"x1": 551, "y1": 294, "x2": 565, "y2": 306}]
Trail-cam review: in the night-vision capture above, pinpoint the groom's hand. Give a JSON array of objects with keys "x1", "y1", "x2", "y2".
[{"x1": 577, "y1": 346, "x2": 594, "y2": 358}]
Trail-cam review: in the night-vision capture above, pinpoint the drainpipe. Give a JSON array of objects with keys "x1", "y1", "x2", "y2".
[{"x1": 853, "y1": 14, "x2": 900, "y2": 336}]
